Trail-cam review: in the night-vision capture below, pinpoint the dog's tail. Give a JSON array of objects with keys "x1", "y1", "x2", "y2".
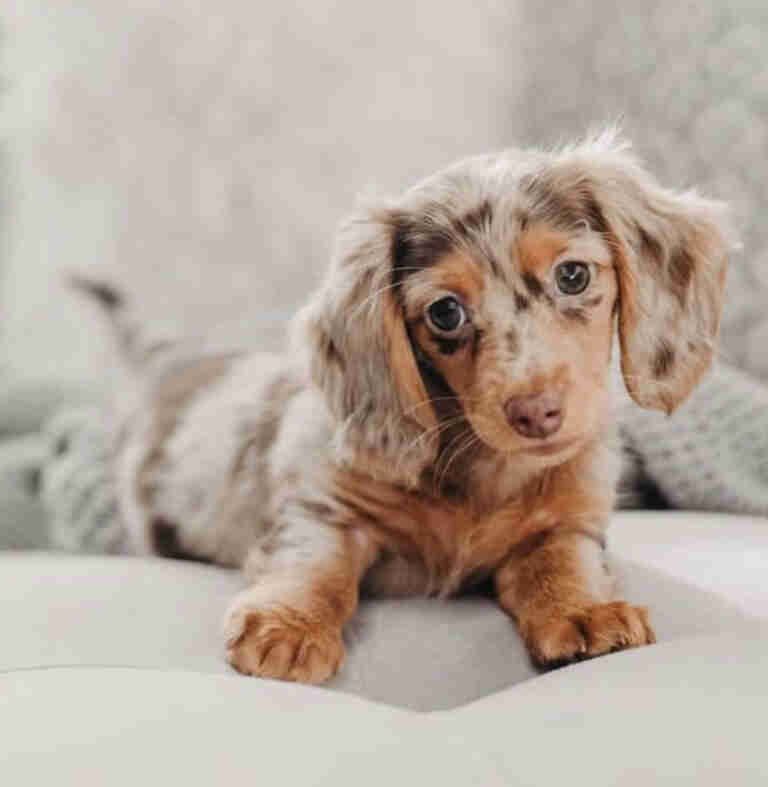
[{"x1": 68, "y1": 274, "x2": 170, "y2": 371}]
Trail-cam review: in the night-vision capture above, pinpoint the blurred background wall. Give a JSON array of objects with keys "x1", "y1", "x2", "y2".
[{"x1": 1, "y1": 1, "x2": 766, "y2": 388}]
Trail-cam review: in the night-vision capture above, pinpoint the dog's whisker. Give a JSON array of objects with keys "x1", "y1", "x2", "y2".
[
  {"x1": 395, "y1": 415, "x2": 470, "y2": 473},
  {"x1": 347, "y1": 268, "x2": 429, "y2": 318},
  {"x1": 348, "y1": 282, "x2": 405, "y2": 319},
  {"x1": 435, "y1": 430, "x2": 482, "y2": 494},
  {"x1": 433, "y1": 425, "x2": 476, "y2": 476},
  {"x1": 400, "y1": 395, "x2": 464, "y2": 417},
  {"x1": 391, "y1": 396, "x2": 487, "y2": 440}
]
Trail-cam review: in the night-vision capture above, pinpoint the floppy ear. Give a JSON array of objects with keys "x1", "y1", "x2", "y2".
[
  {"x1": 554, "y1": 138, "x2": 735, "y2": 414},
  {"x1": 291, "y1": 205, "x2": 437, "y2": 482}
]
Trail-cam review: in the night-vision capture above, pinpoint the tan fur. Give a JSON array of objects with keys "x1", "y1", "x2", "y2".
[
  {"x1": 332, "y1": 438, "x2": 613, "y2": 598},
  {"x1": 382, "y1": 291, "x2": 436, "y2": 430},
  {"x1": 107, "y1": 130, "x2": 734, "y2": 682},
  {"x1": 426, "y1": 250, "x2": 487, "y2": 301},
  {"x1": 517, "y1": 224, "x2": 570, "y2": 277},
  {"x1": 226, "y1": 529, "x2": 376, "y2": 682}
]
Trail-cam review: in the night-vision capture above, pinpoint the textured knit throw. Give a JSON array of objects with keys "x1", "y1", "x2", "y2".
[
  {"x1": 41, "y1": 406, "x2": 125, "y2": 554},
  {"x1": 620, "y1": 362, "x2": 768, "y2": 516}
]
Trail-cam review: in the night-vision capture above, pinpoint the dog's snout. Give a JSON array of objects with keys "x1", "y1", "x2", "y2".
[{"x1": 504, "y1": 392, "x2": 564, "y2": 439}]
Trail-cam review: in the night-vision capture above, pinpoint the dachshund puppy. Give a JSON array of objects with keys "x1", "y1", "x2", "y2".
[{"x1": 84, "y1": 132, "x2": 732, "y2": 683}]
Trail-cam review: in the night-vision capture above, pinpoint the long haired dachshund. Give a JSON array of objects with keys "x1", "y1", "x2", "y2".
[{"x1": 77, "y1": 131, "x2": 733, "y2": 683}]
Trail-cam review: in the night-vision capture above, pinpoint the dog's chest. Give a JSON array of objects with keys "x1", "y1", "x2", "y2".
[{"x1": 332, "y1": 469, "x2": 546, "y2": 596}]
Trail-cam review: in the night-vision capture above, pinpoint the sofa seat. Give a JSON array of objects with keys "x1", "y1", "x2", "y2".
[{"x1": 1, "y1": 511, "x2": 767, "y2": 784}]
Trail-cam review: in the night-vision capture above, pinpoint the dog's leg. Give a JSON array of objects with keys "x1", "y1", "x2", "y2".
[
  {"x1": 494, "y1": 529, "x2": 655, "y2": 668},
  {"x1": 224, "y1": 518, "x2": 377, "y2": 684}
]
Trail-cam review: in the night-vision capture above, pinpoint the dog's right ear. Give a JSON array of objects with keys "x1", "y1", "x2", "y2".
[
  {"x1": 291, "y1": 205, "x2": 437, "y2": 483},
  {"x1": 539, "y1": 132, "x2": 736, "y2": 414}
]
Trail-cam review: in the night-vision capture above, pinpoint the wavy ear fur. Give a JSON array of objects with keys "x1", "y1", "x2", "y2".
[
  {"x1": 548, "y1": 134, "x2": 735, "y2": 414},
  {"x1": 292, "y1": 205, "x2": 437, "y2": 484}
]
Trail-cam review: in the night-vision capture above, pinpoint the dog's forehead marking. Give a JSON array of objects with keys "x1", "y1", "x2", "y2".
[
  {"x1": 563, "y1": 232, "x2": 613, "y2": 266},
  {"x1": 453, "y1": 199, "x2": 494, "y2": 240},
  {"x1": 394, "y1": 195, "x2": 613, "y2": 316},
  {"x1": 516, "y1": 224, "x2": 571, "y2": 279},
  {"x1": 513, "y1": 222, "x2": 613, "y2": 294},
  {"x1": 436, "y1": 251, "x2": 486, "y2": 294},
  {"x1": 404, "y1": 250, "x2": 486, "y2": 306}
]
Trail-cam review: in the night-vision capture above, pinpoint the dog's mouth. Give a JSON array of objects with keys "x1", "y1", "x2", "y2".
[
  {"x1": 519, "y1": 435, "x2": 582, "y2": 457},
  {"x1": 471, "y1": 418, "x2": 585, "y2": 459}
]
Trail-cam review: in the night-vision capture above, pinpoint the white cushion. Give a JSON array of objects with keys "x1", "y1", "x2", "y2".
[
  {"x1": 0, "y1": 512, "x2": 764, "y2": 708},
  {"x1": 610, "y1": 510, "x2": 768, "y2": 616},
  {"x1": 2, "y1": 630, "x2": 768, "y2": 786},
  {"x1": 1, "y1": 511, "x2": 767, "y2": 784},
  {"x1": 0, "y1": 512, "x2": 760, "y2": 710}
]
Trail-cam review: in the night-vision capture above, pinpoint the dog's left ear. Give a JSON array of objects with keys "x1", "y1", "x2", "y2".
[
  {"x1": 555, "y1": 138, "x2": 735, "y2": 414},
  {"x1": 291, "y1": 203, "x2": 436, "y2": 481}
]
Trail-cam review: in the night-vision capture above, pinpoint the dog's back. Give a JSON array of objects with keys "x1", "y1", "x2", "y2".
[{"x1": 71, "y1": 276, "x2": 311, "y2": 565}]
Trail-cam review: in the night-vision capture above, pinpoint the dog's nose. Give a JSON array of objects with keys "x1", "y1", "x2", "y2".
[{"x1": 504, "y1": 392, "x2": 564, "y2": 439}]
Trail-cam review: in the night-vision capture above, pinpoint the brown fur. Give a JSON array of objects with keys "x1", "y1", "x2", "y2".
[
  {"x1": 382, "y1": 291, "x2": 436, "y2": 430},
  {"x1": 517, "y1": 225, "x2": 570, "y2": 278},
  {"x1": 106, "y1": 131, "x2": 733, "y2": 683},
  {"x1": 331, "y1": 440, "x2": 612, "y2": 598}
]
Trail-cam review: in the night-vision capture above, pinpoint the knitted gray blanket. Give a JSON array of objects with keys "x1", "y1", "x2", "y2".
[{"x1": 620, "y1": 362, "x2": 768, "y2": 516}]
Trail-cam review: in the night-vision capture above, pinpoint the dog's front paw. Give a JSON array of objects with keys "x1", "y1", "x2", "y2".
[
  {"x1": 224, "y1": 604, "x2": 345, "y2": 684},
  {"x1": 525, "y1": 601, "x2": 655, "y2": 669}
]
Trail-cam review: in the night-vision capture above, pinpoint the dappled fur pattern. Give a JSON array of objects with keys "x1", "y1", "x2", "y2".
[{"x1": 99, "y1": 131, "x2": 732, "y2": 682}]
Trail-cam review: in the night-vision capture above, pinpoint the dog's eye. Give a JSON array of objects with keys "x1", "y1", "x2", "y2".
[
  {"x1": 554, "y1": 261, "x2": 591, "y2": 295},
  {"x1": 427, "y1": 296, "x2": 466, "y2": 334}
]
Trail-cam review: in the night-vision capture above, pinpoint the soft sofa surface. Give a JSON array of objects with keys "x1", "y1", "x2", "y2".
[
  {"x1": 2, "y1": 629, "x2": 768, "y2": 786},
  {"x1": 0, "y1": 512, "x2": 763, "y2": 711},
  {"x1": 2, "y1": 511, "x2": 768, "y2": 785}
]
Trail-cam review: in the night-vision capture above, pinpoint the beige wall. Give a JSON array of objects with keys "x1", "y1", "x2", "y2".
[
  {"x1": 0, "y1": 1, "x2": 521, "y2": 383},
  {"x1": 2, "y1": 1, "x2": 766, "y2": 385}
]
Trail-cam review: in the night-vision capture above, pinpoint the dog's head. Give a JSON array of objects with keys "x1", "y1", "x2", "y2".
[{"x1": 295, "y1": 132, "x2": 733, "y2": 482}]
